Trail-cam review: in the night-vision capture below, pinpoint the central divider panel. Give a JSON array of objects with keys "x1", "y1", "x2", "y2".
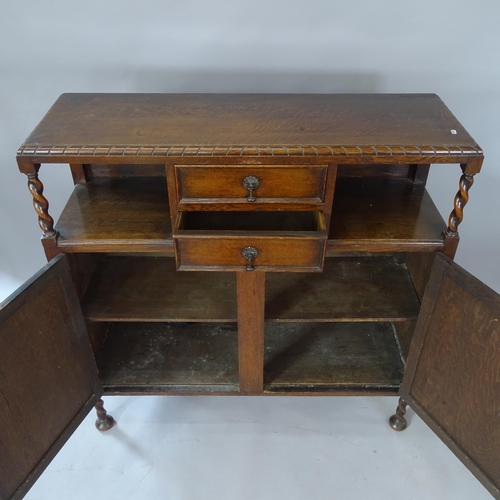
[{"x1": 237, "y1": 271, "x2": 265, "y2": 394}]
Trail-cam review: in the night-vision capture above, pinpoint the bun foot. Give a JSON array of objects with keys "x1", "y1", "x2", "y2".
[
  {"x1": 95, "y1": 398, "x2": 115, "y2": 432},
  {"x1": 389, "y1": 413, "x2": 407, "y2": 431},
  {"x1": 389, "y1": 398, "x2": 408, "y2": 431}
]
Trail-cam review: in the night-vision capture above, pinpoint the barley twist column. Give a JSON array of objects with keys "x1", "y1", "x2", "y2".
[{"x1": 26, "y1": 165, "x2": 57, "y2": 237}]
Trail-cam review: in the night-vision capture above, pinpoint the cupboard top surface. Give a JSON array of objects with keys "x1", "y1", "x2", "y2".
[{"x1": 17, "y1": 93, "x2": 481, "y2": 159}]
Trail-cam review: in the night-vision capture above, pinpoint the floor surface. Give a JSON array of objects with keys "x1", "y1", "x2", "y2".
[{"x1": 24, "y1": 395, "x2": 493, "y2": 500}]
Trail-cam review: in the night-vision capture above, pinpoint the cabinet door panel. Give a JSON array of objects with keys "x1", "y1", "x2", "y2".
[
  {"x1": 401, "y1": 254, "x2": 500, "y2": 499},
  {"x1": 0, "y1": 255, "x2": 101, "y2": 500}
]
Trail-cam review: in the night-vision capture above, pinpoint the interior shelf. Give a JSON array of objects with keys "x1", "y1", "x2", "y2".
[
  {"x1": 82, "y1": 257, "x2": 236, "y2": 322},
  {"x1": 97, "y1": 321, "x2": 403, "y2": 395},
  {"x1": 264, "y1": 322, "x2": 404, "y2": 394},
  {"x1": 98, "y1": 322, "x2": 239, "y2": 394},
  {"x1": 327, "y1": 177, "x2": 447, "y2": 253},
  {"x1": 266, "y1": 256, "x2": 420, "y2": 321},
  {"x1": 82, "y1": 256, "x2": 419, "y2": 322},
  {"x1": 55, "y1": 178, "x2": 173, "y2": 252}
]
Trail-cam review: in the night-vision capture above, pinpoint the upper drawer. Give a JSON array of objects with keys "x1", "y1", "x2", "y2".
[{"x1": 176, "y1": 165, "x2": 327, "y2": 208}]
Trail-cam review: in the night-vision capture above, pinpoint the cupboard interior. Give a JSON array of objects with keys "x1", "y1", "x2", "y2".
[
  {"x1": 56, "y1": 163, "x2": 439, "y2": 396},
  {"x1": 71, "y1": 253, "x2": 428, "y2": 396}
]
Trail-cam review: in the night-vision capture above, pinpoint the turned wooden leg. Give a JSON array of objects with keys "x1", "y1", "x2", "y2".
[
  {"x1": 26, "y1": 166, "x2": 57, "y2": 238},
  {"x1": 95, "y1": 398, "x2": 115, "y2": 431},
  {"x1": 445, "y1": 166, "x2": 475, "y2": 239},
  {"x1": 389, "y1": 397, "x2": 408, "y2": 431}
]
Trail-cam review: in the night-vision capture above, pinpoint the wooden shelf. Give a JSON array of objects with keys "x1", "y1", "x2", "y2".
[
  {"x1": 55, "y1": 178, "x2": 173, "y2": 253},
  {"x1": 98, "y1": 321, "x2": 404, "y2": 395},
  {"x1": 98, "y1": 322, "x2": 239, "y2": 394},
  {"x1": 83, "y1": 256, "x2": 418, "y2": 323},
  {"x1": 264, "y1": 322, "x2": 404, "y2": 394},
  {"x1": 266, "y1": 256, "x2": 420, "y2": 322},
  {"x1": 327, "y1": 177, "x2": 446, "y2": 253},
  {"x1": 82, "y1": 257, "x2": 237, "y2": 322},
  {"x1": 54, "y1": 176, "x2": 446, "y2": 253}
]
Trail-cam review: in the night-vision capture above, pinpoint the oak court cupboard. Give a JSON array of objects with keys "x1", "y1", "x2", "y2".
[{"x1": 1, "y1": 94, "x2": 499, "y2": 499}]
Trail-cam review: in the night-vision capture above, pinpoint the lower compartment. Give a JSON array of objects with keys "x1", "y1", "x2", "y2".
[
  {"x1": 98, "y1": 321, "x2": 405, "y2": 395},
  {"x1": 264, "y1": 322, "x2": 404, "y2": 394},
  {"x1": 98, "y1": 322, "x2": 239, "y2": 394}
]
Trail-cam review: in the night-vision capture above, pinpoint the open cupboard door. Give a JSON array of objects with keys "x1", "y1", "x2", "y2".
[
  {"x1": 0, "y1": 254, "x2": 103, "y2": 500},
  {"x1": 393, "y1": 253, "x2": 500, "y2": 498}
]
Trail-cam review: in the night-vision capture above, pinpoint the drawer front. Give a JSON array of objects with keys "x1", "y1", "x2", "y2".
[
  {"x1": 175, "y1": 236, "x2": 325, "y2": 272},
  {"x1": 176, "y1": 165, "x2": 327, "y2": 205}
]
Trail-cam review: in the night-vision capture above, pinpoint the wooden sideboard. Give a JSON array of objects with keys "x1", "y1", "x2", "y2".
[{"x1": 1, "y1": 94, "x2": 499, "y2": 499}]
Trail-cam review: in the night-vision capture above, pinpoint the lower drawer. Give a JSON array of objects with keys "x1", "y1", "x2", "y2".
[{"x1": 174, "y1": 211, "x2": 326, "y2": 272}]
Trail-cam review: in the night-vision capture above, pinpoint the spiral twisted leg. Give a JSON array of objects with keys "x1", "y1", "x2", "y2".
[
  {"x1": 95, "y1": 398, "x2": 115, "y2": 431},
  {"x1": 26, "y1": 168, "x2": 57, "y2": 237},
  {"x1": 445, "y1": 169, "x2": 475, "y2": 237},
  {"x1": 389, "y1": 398, "x2": 408, "y2": 431}
]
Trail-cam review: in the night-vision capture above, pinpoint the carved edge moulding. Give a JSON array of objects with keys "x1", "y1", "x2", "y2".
[{"x1": 17, "y1": 144, "x2": 483, "y2": 158}]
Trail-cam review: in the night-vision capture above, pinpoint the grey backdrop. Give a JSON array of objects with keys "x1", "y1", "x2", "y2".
[{"x1": 1, "y1": 0, "x2": 499, "y2": 296}]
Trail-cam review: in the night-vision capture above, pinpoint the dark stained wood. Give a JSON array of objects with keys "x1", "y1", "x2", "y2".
[
  {"x1": 264, "y1": 322, "x2": 404, "y2": 393},
  {"x1": 86, "y1": 320, "x2": 109, "y2": 357},
  {"x1": 176, "y1": 236, "x2": 325, "y2": 272},
  {"x1": 48, "y1": 174, "x2": 450, "y2": 256},
  {"x1": 87, "y1": 163, "x2": 165, "y2": 178},
  {"x1": 266, "y1": 257, "x2": 420, "y2": 322},
  {"x1": 82, "y1": 257, "x2": 236, "y2": 322},
  {"x1": 17, "y1": 94, "x2": 481, "y2": 160},
  {"x1": 463, "y1": 155, "x2": 484, "y2": 175},
  {"x1": 399, "y1": 254, "x2": 500, "y2": 498},
  {"x1": 393, "y1": 321, "x2": 416, "y2": 361},
  {"x1": 338, "y1": 164, "x2": 413, "y2": 178},
  {"x1": 26, "y1": 165, "x2": 56, "y2": 237},
  {"x1": 165, "y1": 163, "x2": 179, "y2": 229},
  {"x1": 69, "y1": 163, "x2": 89, "y2": 184},
  {"x1": 98, "y1": 322, "x2": 239, "y2": 394},
  {"x1": 178, "y1": 210, "x2": 321, "y2": 231},
  {"x1": 65, "y1": 253, "x2": 98, "y2": 300},
  {"x1": 174, "y1": 211, "x2": 326, "y2": 272},
  {"x1": 41, "y1": 235, "x2": 59, "y2": 261},
  {"x1": 55, "y1": 177, "x2": 173, "y2": 253},
  {"x1": 322, "y1": 164, "x2": 338, "y2": 228},
  {"x1": 409, "y1": 164, "x2": 430, "y2": 185},
  {"x1": 445, "y1": 164, "x2": 475, "y2": 238},
  {"x1": 327, "y1": 177, "x2": 447, "y2": 253},
  {"x1": 237, "y1": 271, "x2": 265, "y2": 394},
  {"x1": 406, "y1": 252, "x2": 436, "y2": 301},
  {"x1": 176, "y1": 165, "x2": 327, "y2": 206},
  {"x1": 94, "y1": 399, "x2": 115, "y2": 431},
  {"x1": 0, "y1": 255, "x2": 101, "y2": 500},
  {"x1": 8, "y1": 93, "x2": 492, "y2": 496},
  {"x1": 388, "y1": 398, "x2": 408, "y2": 431}
]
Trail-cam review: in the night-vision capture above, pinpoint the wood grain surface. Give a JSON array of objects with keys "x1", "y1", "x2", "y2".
[
  {"x1": 264, "y1": 322, "x2": 404, "y2": 392},
  {"x1": 55, "y1": 177, "x2": 172, "y2": 252},
  {"x1": 266, "y1": 256, "x2": 420, "y2": 321},
  {"x1": 82, "y1": 257, "x2": 236, "y2": 322},
  {"x1": 237, "y1": 272, "x2": 265, "y2": 394},
  {"x1": 0, "y1": 256, "x2": 100, "y2": 500},
  {"x1": 327, "y1": 177, "x2": 446, "y2": 252},
  {"x1": 98, "y1": 322, "x2": 239, "y2": 394},
  {"x1": 18, "y1": 94, "x2": 480, "y2": 158},
  {"x1": 176, "y1": 165, "x2": 326, "y2": 203},
  {"x1": 401, "y1": 255, "x2": 500, "y2": 498}
]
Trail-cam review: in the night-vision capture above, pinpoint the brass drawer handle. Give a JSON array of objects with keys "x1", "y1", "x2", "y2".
[
  {"x1": 242, "y1": 246, "x2": 258, "y2": 271},
  {"x1": 242, "y1": 175, "x2": 260, "y2": 202}
]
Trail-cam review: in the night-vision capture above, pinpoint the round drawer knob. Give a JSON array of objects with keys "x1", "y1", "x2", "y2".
[
  {"x1": 242, "y1": 175, "x2": 260, "y2": 202},
  {"x1": 241, "y1": 246, "x2": 259, "y2": 271}
]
